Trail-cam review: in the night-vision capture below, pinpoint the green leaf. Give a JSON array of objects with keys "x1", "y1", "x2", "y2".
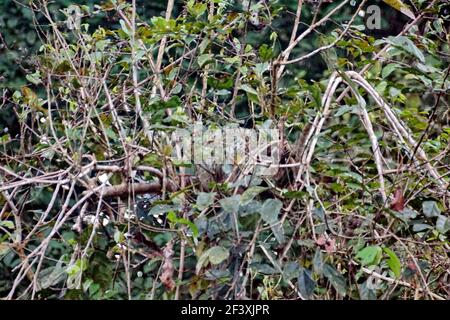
[
  {"x1": 224, "y1": 56, "x2": 240, "y2": 65},
  {"x1": 207, "y1": 246, "x2": 229, "y2": 265},
  {"x1": 167, "y1": 211, "x2": 177, "y2": 223},
  {"x1": 89, "y1": 283, "x2": 100, "y2": 297},
  {"x1": 381, "y1": 63, "x2": 400, "y2": 79},
  {"x1": 83, "y1": 278, "x2": 94, "y2": 292},
  {"x1": 271, "y1": 223, "x2": 285, "y2": 244},
  {"x1": 385, "y1": 36, "x2": 425, "y2": 63},
  {"x1": 422, "y1": 201, "x2": 441, "y2": 218},
  {"x1": 376, "y1": 81, "x2": 388, "y2": 94},
  {"x1": 313, "y1": 249, "x2": 324, "y2": 276},
  {"x1": 219, "y1": 195, "x2": 241, "y2": 213},
  {"x1": 259, "y1": 44, "x2": 273, "y2": 62},
  {"x1": 65, "y1": 264, "x2": 80, "y2": 277},
  {"x1": 39, "y1": 256, "x2": 66, "y2": 289},
  {"x1": 113, "y1": 229, "x2": 124, "y2": 244},
  {"x1": 297, "y1": 267, "x2": 315, "y2": 300},
  {"x1": 254, "y1": 62, "x2": 269, "y2": 78},
  {"x1": 412, "y1": 223, "x2": 432, "y2": 232},
  {"x1": 151, "y1": 16, "x2": 169, "y2": 30},
  {"x1": 356, "y1": 245, "x2": 382, "y2": 266},
  {"x1": 197, "y1": 54, "x2": 213, "y2": 67},
  {"x1": 240, "y1": 186, "x2": 267, "y2": 205},
  {"x1": 252, "y1": 263, "x2": 279, "y2": 275},
  {"x1": 165, "y1": 211, "x2": 199, "y2": 238},
  {"x1": 177, "y1": 217, "x2": 199, "y2": 238},
  {"x1": 199, "y1": 38, "x2": 210, "y2": 54},
  {"x1": 7, "y1": 18, "x2": 18, "y2": 28},
  {"x1": 436, "y1": 215, "x2": 450, "y2": 234},
  {"x1": 119, "y1": 19, "x2": 131, "y2": 36},
  {"x1": 0, "y1": 221, "x2": 15, "y2": 229},
  {"x1": 26, "y1": 71, "x2": 42, "y2": 85},
  {"x1": 259, "y1": 198, "x2": 282, "y2": 223},
  {"x1": 358, "y1": 280, "x2": 377, "y2": 300},
  {"x1": 400, "y1": 208, "x2": 418, "y2": 220},
  {"x1": 187, "y1": 0, "x2": 207, "y2": 17},
  {"x1": 335, "y1": 105, "x2": 355, "y2": 117},
  {"x1": 170, "y1": 83, "x2": 182, "y2": 95},
  {"x1": 323, "y1": 263, "x2": 347, "y2": 297},
  {"x1": 283, "y1": 261, "x2": 299, "y2": 281},
  {"x1": 382, "y1": 0, "x2": 415, "y2": 20},
  {"x1": 383, "y1": 247, "x2": 401, "y2": 278},
  {"x1": 195, "y1": 250, "x2": 210, "y2": 274},
  {"x1": 239, "y1": 200, "x2": 262, "y2": 217},
  {"x1": 196, "y1": 192, "x2": 216, "y2": 210},
  {"x1": 240, "y1": 84, "x2": 258, "y2": 96},
  {"x1": 105, "y1": 127, "x2": 118, "y2": 140},
  {"x1": 259, "y1": 199, "x2": 284, "y2": 243},
  {"x1": 148, "y1": 204, "x2": 179, "y2": 217}
]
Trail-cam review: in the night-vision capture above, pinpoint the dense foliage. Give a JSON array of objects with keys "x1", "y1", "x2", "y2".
[{"x1": 0, "y1": 0, "x2": 449, "y2": 300}]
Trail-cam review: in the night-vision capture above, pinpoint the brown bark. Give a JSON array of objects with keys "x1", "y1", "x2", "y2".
[{"x1": 100, "y1": 182, "x2": 174, "y2": 198}]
